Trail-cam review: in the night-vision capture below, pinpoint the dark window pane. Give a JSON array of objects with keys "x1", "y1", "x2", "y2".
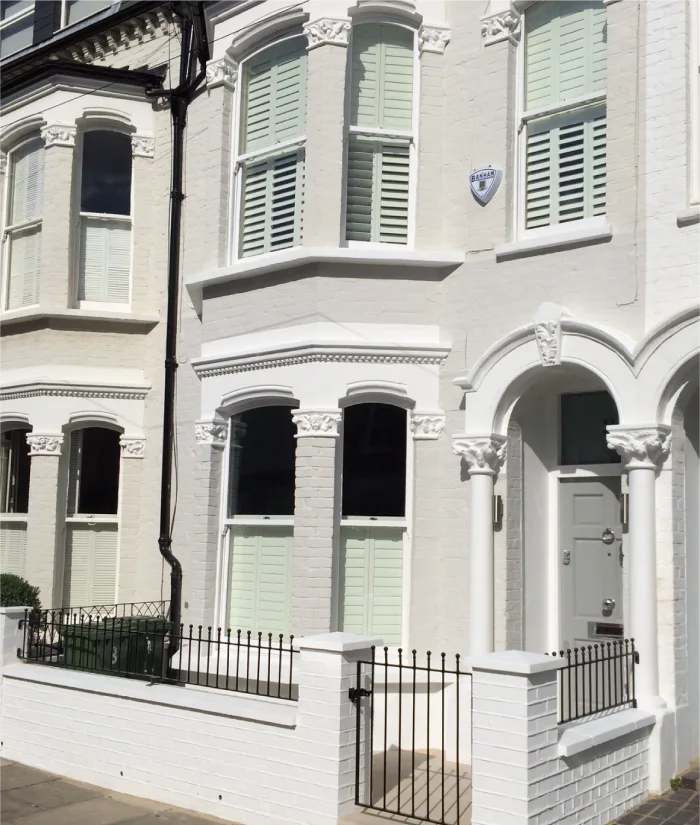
[
  {"x1": 342, "y1": 404, "x2": 406, "y2": 517},
  {"x1": 560, "y1": 391, "x2": 620, "y2": 465},
  {"x1": 0, "y1": 428, "x2": 31, "y2": 513},
  {"x1": 228, "y1": 407, "x2": 296, "y2": 516},
  {"x1": 80, "y1": 131, "x2": 131, "y2": 215},
  {"x1": 66, "y1": 0, "x2": 112, "y2": 26},
  {"x1": 78, "y1": 428, "x2": 120, "y2": 514}
]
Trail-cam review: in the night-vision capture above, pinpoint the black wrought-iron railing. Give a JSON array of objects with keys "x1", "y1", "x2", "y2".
[
  {"x1": 45, "y1": 601, "x2": 170, "y2": 621},
  {"x1": 20, "y1": 608, "x2": 297, "y2": 701},
  {"x1": 552, "y1": 639, "x2": 638, "y2": 724}
]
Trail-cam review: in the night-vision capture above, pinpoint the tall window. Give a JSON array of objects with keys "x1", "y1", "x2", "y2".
[
  {"x1": 0, "y1": 1, "x2": 33, "y2": 58},
  {"x1": 522, "y1": 1, "x2": 607, "y2": 230},
  {"x1": 345, "y1": 24, "x2": 414, "y2": 245},
  {"x1": 0, "y1": 428, "x2": 31, "y2": 576},
  {"x1": 4, "y1": 137, "x2": 43, "y2": 310},
  {"x1": 77, "y1": 130, "x2": 132, "y2": 305},
  {"x1": 237, "y1": 38, "x2": 307, "y2": 258},
  {"x1": 224, "y1": 408, "x2": 296, "y2": 633},
  {"x1": 338, "y1": 404, "x2": 407, "y2": 644},
  {"x1": 63, "y1": 428, "x2": 120, "y2": 606}
]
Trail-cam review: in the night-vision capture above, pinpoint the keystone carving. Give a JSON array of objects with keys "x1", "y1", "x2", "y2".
[
  {"x1": 418, "y1": 25, "x2": 451, "y2": 54},
  {"x1": 27, "y1": 434, "x2": 64, "y2": 456},
  {"x1": 292, "y1": 410, "x2": 342, "y2": 437},
  {"x1": 606, "y1": 426, "x2": 672, "y2": 470},
  {"x1": 453, "y1": 435, "x2": 508, "y2": 476},
  {"x1": 303, "y1": 18, "x2": 351, "y2": 49},
  {"x1": 481, "y1": 10, "x2": 521, "y2": 46}
]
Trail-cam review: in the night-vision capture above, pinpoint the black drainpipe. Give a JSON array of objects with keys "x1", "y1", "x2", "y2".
[{"x1": 147, "y1": 2, "x2": 209, "y2": 657}]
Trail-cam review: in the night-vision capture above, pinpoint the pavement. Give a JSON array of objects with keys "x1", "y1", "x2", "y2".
[
  {"x1": 0, "y1": 760, "x2": 238, "y2": 825},
  {"x1": 610, "y1": 772, "x2": 699, "y2": 825}
]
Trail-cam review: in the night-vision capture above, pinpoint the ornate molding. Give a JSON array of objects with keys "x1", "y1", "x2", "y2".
[
  {"x1": 453, "y1": 434, "x2": 508, "y2": 476},
  {"x1": 410, "y1": 413, "x2": 446, "y2": 440},
  {"x1": 292, "y1": 410, "x2": 342, "y2": 438},
  {"x1": 480, "y1": 10, "x2": 521, "y2": 46},
  {"x1": 606, "y1": 425, "x2": 672, "y2": 470},
  {"x1": 120, "y1": 437, "x2": 145, "y2": 458},
  {"x1": 131, "y1": 135, "x2": 155, "y2": 159},
  {"x1": 303, "y1": 18, "x2": 351, "y2": 49},
  {"x1": 0, "y1": 385, "x2": 148, "y2": 401},
  {"x1": 418, "y1": 25, "x2": 451, "y2": 55},
  {"x1": 40, "y1": 123, "x2": 77, "y2": 148},
  {"x1": 194, "y1": 420, "x2": 228, "y2": 447},
  {"x1": 205, "y1": 55, "x2": 238, "y2": 90},
  {"x1": 27, "y1": 434, "x2": 64, "y2": 456}
]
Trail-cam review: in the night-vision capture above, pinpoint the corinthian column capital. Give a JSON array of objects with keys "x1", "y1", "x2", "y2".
[
  {"x1": 452, "y1": 434, "x2": 508, "y2": 476},
  {"x1": 606, "y1": 425, "x2": 672, "y2": 470}
]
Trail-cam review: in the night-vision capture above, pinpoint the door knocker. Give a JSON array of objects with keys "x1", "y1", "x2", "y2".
[{"x1": 601, "y1": 528, "x2": 615, "y2": 545}]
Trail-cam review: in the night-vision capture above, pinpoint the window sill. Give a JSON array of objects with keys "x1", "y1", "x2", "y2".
[
  {"x1": 0, "y1": 308, "x2": 160, "y2": 331},
  {"x1": 677, "y1": 204, "x2": 700, "y2": 227},
  {"x1": 186, "y1": 246, "x2": 466, "y2": 313},
  {"x1": 558, "y1": 708, "x2": 655, "y2": 758},
  {"x1": 495, "y1": 221, "x2": 613, "y2": 261}
]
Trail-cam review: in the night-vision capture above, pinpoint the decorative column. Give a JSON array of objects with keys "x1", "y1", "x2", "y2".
[
  {"x1": 291, "y1": 409, "x2": 342, "y2": 636},
  {"x1": 302, "y1": 18, "x2": 350, "y2": 245},
  {"x1": 116, "y1": 437, "x2": 146, "y2": 602},
  {"x1": 189, "y1": 419, "x2": 227, "y2": 626},
  {"x1": 24, "y1": 434, "x2": 64, "y2": 608},
  {"x1": 39, "y1": 123, "x2": 76, "y2": 310},
  {"x1": 607, "y1": 425, "x2": 671, "y2": 708},
  {"x1": 452, "y1": 434, "x2": 507, "y2": 656}
]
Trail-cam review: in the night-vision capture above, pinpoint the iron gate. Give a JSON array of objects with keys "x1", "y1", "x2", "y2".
[{"x1": 350, "y1": 646, "x2": 471, "y2": 825}]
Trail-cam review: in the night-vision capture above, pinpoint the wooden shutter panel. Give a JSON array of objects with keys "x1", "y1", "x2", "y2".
[
  {"x1": 378, "y1": 144, "x2": 410, "y2": 244},
  {"x1": 91, "y1": 526, "x2": 118, "y2": 604},
  {"x1": 350, "y1": 24, "x2": 414, "y2": 129},
  {"x1": 10, "y1": 139, "x2": 43, "y2": 224},
  {"x1": 339, "y1": 526, "x2": 403, "y2": 643},
  {"x1": 1, "y1": 522, "x2": 27, "y2": 577},
  {"x1": 345, "y1": 138, "x2": 374, "y2": 242},
  {"x1": 7, "y1": 226, "x2": 41, "y2": 309},
  {"x1": 64, "y1": 525, "x2": 92, "y2": 606},
  {"x1": 79, "y1": 218, "x2": 131, "y2": 303},
  {"x1": 591, "y1": 113, "x2": 607, "y2": 215},
  {"x1": 243, "y1": 39, "x2": 306, "y2": 153},
  {"x1": 526, "y1": 1, "x2": 606, "y2": 110},
  {"x1": 66, "y1": 431, "x2": 82, "y2": 517}
]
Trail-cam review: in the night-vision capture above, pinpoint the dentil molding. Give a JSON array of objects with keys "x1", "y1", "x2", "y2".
[
  {"x1": 27, "y1": 434, "x2": 64, "y2": 456},
  {"x1": 418, "y1": 25, "x2": 451, "y2": 55},
  {"x1": 292, "y1": 410, "x2": 342, "y2": 438},
  {"x1": 481, "y1": 10, "x2": 521, "y2": 46},
  {"x1": 205, "y1": 55, "x2": 238, "y2": 90},
  {"x1": 195, "y1": 420, "x2": 227, "y2": 447},
  {"x1": 40, "y1": 123, "x2": 77, "y2": 148},
  {"x1": 303, "y1": 18, "x2": 351, "y2": 49},
  {"x1": 453, "y1": 434, "x2": 508, "y2": 475},
  {"x1": 120, "y1": 436, "x2": 145, "y2": 458},
  {"x1": 131, "y1": 135, "x2": 155, "y2": 158},
  {"x1": 410, "y1": 413, "x2": 446, "y2": 440},
  {"x1": 606, "y1": 425, "x2": 672, "y2": 470}
]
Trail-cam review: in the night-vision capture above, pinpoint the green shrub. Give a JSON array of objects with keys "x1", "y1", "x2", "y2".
[{"x1": 0, "y1": 574, "x2": 41, "y2": 609}]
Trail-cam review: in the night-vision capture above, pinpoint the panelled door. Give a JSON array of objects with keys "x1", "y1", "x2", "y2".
[{"x1": 560, "y1": 477, "x2": 623, "y2": 649}]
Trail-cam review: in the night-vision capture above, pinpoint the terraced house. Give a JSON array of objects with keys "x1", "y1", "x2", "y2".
[{"x1": 0, "y1": 1, "x2": 178, "y2": 607}]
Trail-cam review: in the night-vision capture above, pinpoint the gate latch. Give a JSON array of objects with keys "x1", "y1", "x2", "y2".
[{"x1": 348, "y1": 686, "x2": 371, "y2": 704}]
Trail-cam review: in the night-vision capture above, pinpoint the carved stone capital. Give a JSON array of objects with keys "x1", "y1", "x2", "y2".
[
  {"x1": 418, "y1": 25, "x2": 451, "y2": 55},
  {"x1": 453, "y1": 434, "x2": 508, "y2": 476},
  {"x1": 303, "y1": 17, "x2": 351, "y2": 49},
  {"x1": 131, "y1": 135, "x2": 155, "y2": 158},
  {"x1": 120, "y1": 436, "x2": 145, "y2": 458},
  {"x1": 480, "y1": 10, "x2": 521, "y2": 46},
  {"x1": 27, "y1": 434, "x2": 64, "y2": 456},
  {"x1": 292, "y1": 409, "x2": 342, "y2": 438},
  {"x1": 606, "y1": 425, "x2": 672, "y2": 470},
  {"x1": 205, "y1": 55, "x2": 238, "y2": 90},
  {"x1": 195, "y1": 419, "x2": 227, "y2": 447},
  {"x1": 410, "y1": 413, "x2": 446, "y2": 440},
  {"x1": 40, "y1": 123, "x2": 77, "y2": 148},
  {"x1": 0, "y1": 152, "x2": 7, "y2": 176}
]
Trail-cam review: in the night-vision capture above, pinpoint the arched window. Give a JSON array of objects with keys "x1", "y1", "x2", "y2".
[
  {"x1": 77, "y1": 130, "x2": 132, "y2": 305},
  {"x1": 4, "y1": 136, "x2": 43, "y2": 310},
  {"x1": 0, "y1": 427, "x2": 31, "y2": 576},
  {"x1": 338, "y1": 403, "x2": 407, "y2": 643},
  {"x1": 345, "y1": 23, "x2": 415, "y2": 245},
  {"x1": 63, "y1": 427, "x2": 121, "y2": 606},
  {"x1": 236, "y1": 38, "x2": 307, "y2": 258},
  {"x1": 522, "y1": 1, "x2": 607, "y2": 230},
  {"x1": 224, "y1": 407, "x2": 296, "y2": 633}
]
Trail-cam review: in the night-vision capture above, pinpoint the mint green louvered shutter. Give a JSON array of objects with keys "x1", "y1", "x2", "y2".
[
  {"x1": 526, "y1": 1, "x2": 607, "y2": 109},
  {"x1": 346, "y1": 25, "x2": 413, "y2": 244},
  {"x1": 7, "y1": 139, "x2": 43, "y2": 309},
  {"x1": 1, "y1": 522, "x2": 27, "y2": 576},
  {"x1": 239, "y1": 39, "x2": 306, "y2": 257},
  {"x1": 339, "y1": 526, "x2": 403, "y2": 644}
]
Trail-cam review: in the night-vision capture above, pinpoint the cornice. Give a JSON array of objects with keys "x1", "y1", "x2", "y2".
[{"x1": 0, "y1": 381, "x2": 149, "y2": 402}]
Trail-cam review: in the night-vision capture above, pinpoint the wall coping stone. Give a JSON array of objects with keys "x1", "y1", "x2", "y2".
[
  {"x1": 558, "y1": 708, "x2": 656, "y2": 757},
  {"x1": 297, "y1": 632, "x2": 382, "y2": 653},
  {"x1": 471, "y1": 649, "x2": 566, "y2": 675}
]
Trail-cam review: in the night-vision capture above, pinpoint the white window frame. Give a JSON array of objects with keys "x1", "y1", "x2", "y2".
[
  {"x1": 229, "y1": 34, "x2": 307, "y2": 262},
  {"x1": 342, "y1": 19, "x2": 420, "y2": 250},
  {"x1": 1, "y1": 134, "x2": 43, "y2": 312},
  {"x1": 515, "y1": 2, "x2": 608, "y2": 240},
  {"x1": 0, "y1": 1, "x2": 34, "y2": 58},
  {"x1": 72, "y1": 126, "x2": 134, "y2": 311}
]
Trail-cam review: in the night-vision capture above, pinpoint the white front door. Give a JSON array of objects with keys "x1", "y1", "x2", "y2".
[{"x1": 560, "y1": 477, "x2": 623, "y2": 649}]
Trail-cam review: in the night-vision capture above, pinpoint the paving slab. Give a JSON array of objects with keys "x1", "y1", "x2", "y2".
[
  {"x1": 4, "y1": 795, "x2": 160, "y2": 825},
  {"x1": 611, "y1": 787, "x2": 700, "y2": 825},
  {"x1": 1, "y1": 765, "x2": 59, "y2": 793}
]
